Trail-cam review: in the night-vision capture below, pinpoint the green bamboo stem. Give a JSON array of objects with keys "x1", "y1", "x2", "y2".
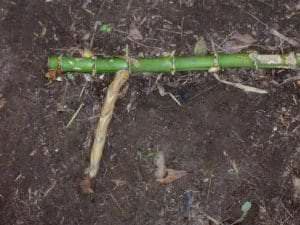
[{"x1": 48, "y1": 52, "x2": 300, "y2": 75}]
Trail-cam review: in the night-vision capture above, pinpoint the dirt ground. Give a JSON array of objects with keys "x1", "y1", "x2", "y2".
[{"x1": 1, "y1": 0, "x2": 300, "y2": 224}]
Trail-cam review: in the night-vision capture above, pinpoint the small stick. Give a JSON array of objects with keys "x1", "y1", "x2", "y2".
[
  {"x1": 66, "y1": 103, "x2": 85, "y2": 128},
  {"x1": 86, "y1": 70, "x2": 129, "y2": 179},
  {"x1": 213, "y1": 73, "x2": 268, "y2": 94},
  {"x1": 269, "y1": 28, "x2": 299, "y2": 47},
  {"x1": 279, "y1": 74, "x2": 300, "y2": 86}
]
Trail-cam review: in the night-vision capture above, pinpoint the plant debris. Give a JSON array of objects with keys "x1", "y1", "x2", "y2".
[
  {"x1": 269, "y1": 28, "x2": 299, "y2": 47},
  {"x1": 213, "y1": 73, "x2": 268, "y2": 94},
  {"x1": 66, "y1": 103, "x2": 85, "y2": 128},
  {"x1": 157, "y1": 84, "x2": 182, "y2": 106},
  {"x1": 154, "y1": 151, "x2": 187, "y2": 184},
  {"x1": 222, "y1": 32, "x2": 256, "y2": 53},
  {"x1": 128, "y1": 23, "x2": 143, "y2": 41}
]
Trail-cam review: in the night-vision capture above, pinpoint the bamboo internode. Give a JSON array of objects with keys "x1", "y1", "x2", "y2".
[{"x1": 48, "y1": 52, "x2": 300, "y2": 75}]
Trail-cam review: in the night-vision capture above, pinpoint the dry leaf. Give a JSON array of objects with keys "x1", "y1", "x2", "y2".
[
  {"x1": 128, "y1": 23, "x2": 143, "y2": 40},
  {"x1": 223, "y1": 32, "x2": 256, "y2": 53},
  {"x1": 231, "y1": 32, "x2": 256, "y2": 43},
  {"x1": 157, "y1": 168, "x2": 187, "y2": 184}
]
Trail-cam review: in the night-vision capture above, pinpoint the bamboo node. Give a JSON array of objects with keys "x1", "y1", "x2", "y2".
[
  {"x1": 249, "y1": 52, "x2": 259, "y2": 69},
  {"x1": 92, "y1": 56, "x2": 97, "y2": 76},
  {"x1": 209, "y1": 51, "x2": 220, "y2": 73},
  {"x1": 170, "y1": 51, "x2": 176, "y2": 75},
  {"x1": 208, "y1": 66, "x2": 220, "y2": 73}
]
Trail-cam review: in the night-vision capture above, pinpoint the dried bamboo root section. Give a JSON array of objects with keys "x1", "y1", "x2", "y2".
[{"x1": 81, "y1": 70, "x2": 129, "y2": 193}]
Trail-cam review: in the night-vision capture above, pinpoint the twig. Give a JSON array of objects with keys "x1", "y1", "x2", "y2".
[
  {"x1": 66, "y1": 103, "x2": 85, "y2": 128},
  {"x1": 155, "y1": 28, "x2": 183, "y2": 35},
  {"x1": 43, "y1": 181, "x2": 57, "y2": 197},
  {"x1": 157, "y1": 84, "x2": 182, "y2": 106},
  {"x1": 79, "y1": 85, "x2": 86, "y2": 99},
  {"x1": 168, "y1": 92, "x2": 182, "y2": 106},
  {"x1": 279, "y1": 75, "x2": 300, "y2": 86},
  {"x1": 213, "y1": 73, "x2": 268, "y2": 94},
  {"x1": 269, "y1": 28, "x2": 299, "y2": 47}
]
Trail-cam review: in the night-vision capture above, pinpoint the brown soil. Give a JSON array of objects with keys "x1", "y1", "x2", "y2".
[{"x1": 1, "y1": 0, "x2": 300, "y2": 225}]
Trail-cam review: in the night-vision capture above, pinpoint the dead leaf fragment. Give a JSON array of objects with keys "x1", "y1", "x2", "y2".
[
  {"x1": 223, "y1": 32, "x2": 256, "y2": 53},
  {"x1": 157, "y1": 168, "x2": 187, "y2": 184},
  {"x1": 128, "y1": 23, "x2": 143, "y2": 41},
  {"x1": 232, "y1": 32, "x2": 256, "y2": 44}
]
